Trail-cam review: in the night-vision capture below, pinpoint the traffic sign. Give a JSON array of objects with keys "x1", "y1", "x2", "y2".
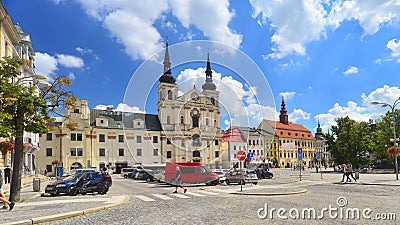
[
  {"x1": 237, "y1": 150, "x2": 246, "y2": 161},
  {"x1": 247, "y1": 152, "x2": 254, "y2": 161},
  {"x1": 298, "y1": 148, "x2": 303, "y2": 160},
  {"x1": 316, "y1": 152, "x2": 321, "y2": 161}
]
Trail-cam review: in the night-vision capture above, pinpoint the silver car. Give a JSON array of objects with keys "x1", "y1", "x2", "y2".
[{"x1": 225, "y1": 170, "x2": 258, "y2": 185}]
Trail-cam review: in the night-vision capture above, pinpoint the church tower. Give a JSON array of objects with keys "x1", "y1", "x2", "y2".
[
  {"x1": 279, "y1": 97, "x2": 289, "y2": 125},
  {"x1": 202, "y1": 52, "x2": 219, "y2": 107}
]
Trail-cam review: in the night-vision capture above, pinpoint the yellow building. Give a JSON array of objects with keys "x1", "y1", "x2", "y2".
[{"x1": 258, "y1": 98, "x2": 316, "y2": 168}]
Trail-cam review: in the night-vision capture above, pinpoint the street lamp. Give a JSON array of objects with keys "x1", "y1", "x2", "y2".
[{"x1": 372, "y1": 97, "x2": 400, "y2": 180}]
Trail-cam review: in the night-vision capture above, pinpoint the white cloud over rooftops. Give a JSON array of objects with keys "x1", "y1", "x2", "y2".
[{"x1": 343, "y1": 66, "x2": 358, "y2": 75}]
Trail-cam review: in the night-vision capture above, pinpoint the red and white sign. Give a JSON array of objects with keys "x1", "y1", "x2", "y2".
[{"x1": 237, "y1": 150, "x2": 246, "y2": 161}]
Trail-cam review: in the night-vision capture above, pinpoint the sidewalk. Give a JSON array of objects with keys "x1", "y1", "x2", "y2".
[{"x1": 1, "y1": 175, "x2": 128, "y2": 225}]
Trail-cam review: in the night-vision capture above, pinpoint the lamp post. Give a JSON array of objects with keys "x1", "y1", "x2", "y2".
[{"x1": 372, "y1": 97, "x2": 400, "y2": 180}]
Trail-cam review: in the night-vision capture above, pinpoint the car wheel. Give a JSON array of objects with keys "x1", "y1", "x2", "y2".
[
  {"x1": 68, "y1": 187, "x2": 78, "y2": 196},
  {"x1": 146, "y1": 177, "x2": 152, "y2": 183},
  {"x1": 253, "y1": 182, "x2": 258, "y2": 185},
  {"x1": 225, "y1": 180, "x2": 230, "y2": 185},
  {"x1": 124, "y1": 174, "x2": 128, "y2": 178}
]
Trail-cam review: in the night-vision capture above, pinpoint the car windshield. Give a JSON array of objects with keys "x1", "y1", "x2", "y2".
[{"x1": 63, "y1": 175, "x2": 79, "y2": 181}]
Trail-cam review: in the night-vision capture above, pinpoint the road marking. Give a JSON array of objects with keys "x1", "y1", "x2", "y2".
[
  {"x1": 185, "y1": 192, "x2": 206, "y2": 197},
  {"x1": 196, "y1": 190, "x2": 219, "y2": 195},
  {"x1": 171, "y1": 193, "x2": 190, "y2": 198},
  {"x1": 206, "y1": 188, "x2": 233, "y2": 193},
  {"x1": 134, "y1": 195, "x2": 155, "y2": 202},
  {"x1": 152, "y1": 194, "x2": 173, "y2": 200}
]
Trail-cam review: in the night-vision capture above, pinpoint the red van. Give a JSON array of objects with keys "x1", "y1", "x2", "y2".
[{"x1": 164, "y1": 162, "x2": 219, "y2": 186}]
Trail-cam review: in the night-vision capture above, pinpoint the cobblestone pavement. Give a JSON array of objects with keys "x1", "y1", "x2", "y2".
[{"x1": 39, "y1": 170, "x2": 400, "y2": 225}]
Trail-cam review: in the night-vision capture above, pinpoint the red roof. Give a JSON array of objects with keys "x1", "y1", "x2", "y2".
[
  {"x1": 222, "y1": 128, "x2": 246, "y2": 142},
  {"x1": 264, "y1": 120, "x2": 315, "y2": 140}
]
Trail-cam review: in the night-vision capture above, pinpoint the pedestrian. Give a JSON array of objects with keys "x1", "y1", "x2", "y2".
[
  {"x1": 44, "y1": 169, "x2": 48, "y2": 177},
  {"x1": 0, "y1": 168, "x2": 15, "y2": 211},
  {"x1": 348, "y1": 162, "x2": 357, "y2": 182},
  {"x1": 340, "y1": 164, "x2": 351, "y2": 182},
  {"x1": 173, "y1": 167, "x2": 187, "y2": 193},
  {"x1": 4, "y1": 165, "x2": 11, "y2": 184},
  {"x1": 101, "y1": 167, "x2": 108, "y2": 176}
]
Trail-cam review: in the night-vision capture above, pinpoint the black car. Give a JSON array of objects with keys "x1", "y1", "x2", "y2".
[
  {"x1": 261, "y1": 170, "x2": 273, "y2": 179},
  {"x1": 136, "y1": 169, "x2": 156, "y2": 182}
]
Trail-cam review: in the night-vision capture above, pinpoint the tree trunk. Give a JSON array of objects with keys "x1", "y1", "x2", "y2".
[{"x1": 9, "y1": 123, "x2": 24, "y2": 202}]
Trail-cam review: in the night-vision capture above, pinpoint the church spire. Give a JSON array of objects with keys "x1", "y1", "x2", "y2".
[
  {"x1": 159, "y1": 37, "x2": 176, "y2": 84},
  {"x1": 279, "y1": 97, "x2": 289, "y2": 125},
  {"x1": 316, "y1": 119, "x2": 323, "y2": 136},
  {"x1": 202, "y1": 51, "x2": 216, "y2": 91}
]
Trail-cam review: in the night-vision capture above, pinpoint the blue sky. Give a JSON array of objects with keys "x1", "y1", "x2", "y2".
[{"x1": 4, "y1": 0, "x2": 400, "y2": 133}]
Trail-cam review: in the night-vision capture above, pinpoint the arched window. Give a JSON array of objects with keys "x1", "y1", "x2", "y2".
[
  {"x1": 180, "y1": 116, "x2": 184, "y2": 124},
  {"x1": 192, "y1": 134, "x2": 201, "y2": 147},
  {"x1": 167, "y1": 90, "x2": 172, "y2": 100}
]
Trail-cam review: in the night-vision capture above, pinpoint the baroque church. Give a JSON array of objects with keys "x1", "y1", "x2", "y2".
[{"x1": 157, "y1": 40, "x2": 222, "y2": 166}]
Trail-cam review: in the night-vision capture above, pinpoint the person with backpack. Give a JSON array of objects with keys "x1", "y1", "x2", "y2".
[{"x1": 0, "y1": 168, "x2": 15, "y2": 211}]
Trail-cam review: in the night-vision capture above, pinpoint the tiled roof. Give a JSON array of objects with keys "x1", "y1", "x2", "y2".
[
  {"x1": 222, "y1": 128, "x2": 246, "y2": 142},
  {"x1": 263, "y1": 119, "x2": 315, "y2": 140}
]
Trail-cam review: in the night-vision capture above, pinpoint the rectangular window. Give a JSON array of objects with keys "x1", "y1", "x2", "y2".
[
  {"x1": 167, "y1": 139, "x2": 171, "y2": 144},
  {"x1": 77, "y1": 133, "x2": 82, "y2": 141},
  {"x1": 137, "y1": 149, "x2": 142, "y2": 156},
  {"x1": 46, "y1": 148, "x2": 52, "y2": 156},
  {"x1": 70, "y1": 148, "x2": 76, "y2": 156},
  {"x1": 118, "y1": 135, "x2": 124, "y2": 143},
  {"x1": 119, "y1": 148, "x2": 124, "y2": 156},
  {"x1": 46, "y1": 133, "x2": 52, "y2": 141},
  {"x1": 215, "y1": 151, "x2": 219, "y2": 158},
  {"x1": 153, "y1": 136, "x2": 158, "y2": 143},
  {"x1": 153, "y1": 149, "x2": 158, "y2": 156},
  {"x1": 167, "y1": 151, "x2": 172, "y2": 158},
  {"x1": 137, "y1": 136, "x2": 142, "y2": 143},
  {"x1": 71, "y1": 133, "x2": 76, "y2": 141},
  {"x1": 99, "y1": 148, "x2": 105, "y2": 156},
  {"x1": 233, "y1": 145, "x2": 236, "y2": 150},
  {"x1": 77, "y1": 148, "x2": 83, "y2": 156},
  {"x1": 215, "y1": 140, "x2": 219, "y2": 145},
  {"x1": 99, "y1": 134, "x2": 105, "y2": 142},
  {"x1": 46, "y1": 165, "x2": 53, "y2": 173}
]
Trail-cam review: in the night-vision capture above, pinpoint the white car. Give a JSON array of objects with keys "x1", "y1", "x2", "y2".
[{"x1": 213, "y1": 171, "x2": 227, "y2": 183}]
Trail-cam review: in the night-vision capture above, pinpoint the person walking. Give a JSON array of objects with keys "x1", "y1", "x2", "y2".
[
  {"x1": 340, "y1": 164, "x2": 350, "y2": 182},
  {"x1": 348, "y1": 162, "x2": 357, "y2": 182},
  {"x1": 0, "y1": 168, "x2": 15, "y2": 211},
  {"x1": 4, "y1": 165, "x2": 11, "y2": 184},
  {"x1": 173, "y1": 167, "x2": 187, "y2": 193}
]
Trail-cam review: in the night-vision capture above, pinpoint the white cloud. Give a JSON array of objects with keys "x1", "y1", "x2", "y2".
[
  {"x1": 94, "y1": 103, "x2": 145, "y2": 113},
  {"x1": 250, "y1": 0, "x2": 327, "y2": 59},
  {"x1": 289, "y1": 108, "x2": 311, "y2": 123},
  {"x1": 34, "y1": 52, "x2": 58, "y2": 76},
  {"x1": 315, "y1": 85, "x2": 400, "y2": 133},
  {"x1": 343, "y1": 66, "x2": 358, "y2": 75},
  {"x1": 250, "y1": 0, "x2": 400, "y2": 59},
  {"x1": 67, "y1": 72, "x2": 76, "y2": 80},
  {"x1": 328, "y1": 0, "x2": 400, "y2": 35},
  {"x1": 56, "y1": 54, "x2": 84, "y2": 68},
  {"x1": 387, "y1": 39, "x2": 400, "y2": 63},
  {"x1": 279, "y1": 92, "x2": 296, "y2": 101},
  {"x1": 169, "y1": 0, "x2": 242, "y2": 49},
  {"x1": 69, "y1": 0, "x2": 241, "y2": 60}
]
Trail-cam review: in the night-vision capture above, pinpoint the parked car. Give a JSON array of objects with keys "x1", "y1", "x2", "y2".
[
  {"x1": 136, "y1": 169, "x2": 156, "y2": 182},
  {"x1": 45, "y1": 171, "x2": 112, "y2": 196},
  {"x1": 260, "y1": 170, "x2": 273, "y2": 179},
  {"x1": 121, "y1": 168, "x2": 136, "y2": 178},
  {"x1": 164, "y1": 162, "x2": 219, "y2": 186},
  {"x1": 212, "y1": 170, "x2": 227, "y2": 183},
  {"x1": 68, "y1": 172, "x2": 108, "y2": 196},
  {"x1": 225, "y1": 170, "x2": 258, "y2": 185},
  {"x1": 153, "y1": 171, "x2": 165, "y2": 183}
]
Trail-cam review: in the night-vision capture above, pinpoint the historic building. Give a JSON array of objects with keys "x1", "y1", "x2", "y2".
[
  {"x1": 315, "y1": 121, "x2": 330, "y2": 166},
  {"x1": 36, "y1": 41, "x2": 222, "y2": 174},
  {"x1": 258, "y1": 98, "x2": 316, "y2": 168}
]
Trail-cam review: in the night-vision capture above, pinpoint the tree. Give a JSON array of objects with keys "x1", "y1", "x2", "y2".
[
  {"x1": 330, "y1": 116, "x2": 373, "y2": 167},
  {"x1": 0, "y1": 57, "x2": 76, "y2": 201}
]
